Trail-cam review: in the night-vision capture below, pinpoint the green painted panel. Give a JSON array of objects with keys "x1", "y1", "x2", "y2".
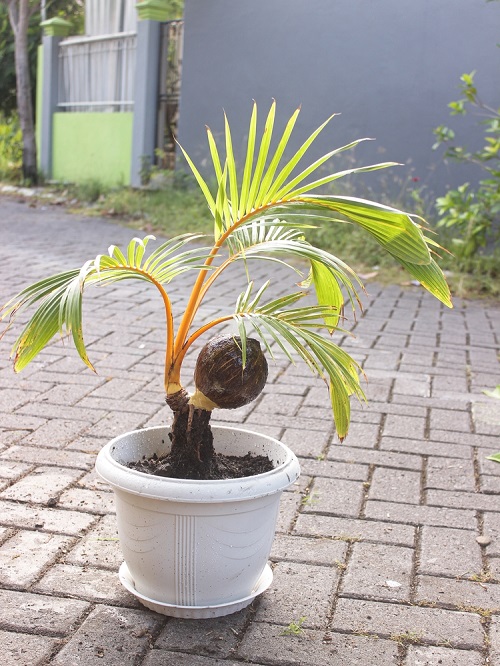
[
  {"x1": 36, "y1": 44, "x2": 43, "y2": 170},
  {"x1": 52, "y1": 113, "x2": 133, "y2": 186}
]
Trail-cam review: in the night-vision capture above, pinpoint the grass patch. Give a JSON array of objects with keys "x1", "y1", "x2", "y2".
[{"x1": 68, "y1": 175, "x2": 213, "y2": 238}]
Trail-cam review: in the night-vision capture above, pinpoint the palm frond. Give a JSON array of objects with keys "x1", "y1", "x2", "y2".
[
  {"x1": 2, "y1": 236, "x2": 212, "y2": 372},
  {"x1": 179, "y1": 103, "x2": 452, "y2": 309},
  {"x1": 238, "y1": 101, "x2": 258, "y2": 218},
  {"x1": 233, "y1": 289, "x2": 365, "y2": 440},
  {"x1": 226, "y1": 220, "x2": 365, "y2": 315},
  {"x1": 246, "y1": 102, "x2": 277, "y2": 215}
]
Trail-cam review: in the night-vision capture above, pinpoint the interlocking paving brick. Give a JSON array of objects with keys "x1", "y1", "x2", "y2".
[
  {"x1": 341, "y1": 542, "x2": 413, "y2": 602},
  {"x1": 0, "y1": 460, "x2": 33, "y2": 479},
  {"x1": 75, "y1": 468, "x2": 114, "y2": 491},
  {"x1": 88, "y1": 377, "x2": 148, "y2": 401},
  {"x1": 275, "y1": 485, "x2": 303, "y2": 534},
  {"x1": 271, "y1": 534, "x2": 348, "y2": 566},
  {"x1": 379, "y1": 436, "x2": 472, "y2": 459},
  {"x1": 58, "y1": 487, "x2": 115, "y2": 514},
  {"x1": 34, "y1": 564, "x2": 135, "y2": 606},
  {"x1": 65, "y1": 514, "x2": 122, "y2": 570},
  {"x1": 427, "y1": 489, "x2": 500, "y2": 513},
  {"x1": 280, "y1": 428, "x2": 331, "y2": 458},
  {"x1": 346, "y1": 405, "x2": 381, "y2": 425},
  {"x1": 363, "y1": 351, "x2": 401, "y2": 371},
  {"x1": 299, "y1": 458, "x2": 369, "y2": 481},
  {"x1": 426, "y1": 457, "x2": 476, "y2": 491},
  {"x1": 0, "y1": 388, "x2": 38, "y2": 411},
  {"x1": 365, "y1": 500, "x2": 477, "y2": 529},
  {"x1": 432, "y1": 374, "x2": 469, "y2": 394},
  {"x1": 369, "y1": 468, "x2": 421, "y2": 504},
  {"x1": 393, "y1": 376, "x2": 430, "y2": 397},
  {"x1": 78, "y1": 395, "x2": 160, "y2": 416},
  {"x1": 0, "y1": 629, "x2": 59, "y2": 666},
  {"x1": 482, "y1": 513, "x2": 500, "y2": 558},
  {"x1": 416, "y1": 575, "x2": 500, "y2": 610},
  {"x1": 0, "y1": 430, "x2": 31, "y2": 448},
  {"x1": 154, "y1": 610, "x2": 250, "y2": 659},
  {"x1": 481, "y1": 474, "x2": 500, "y2": 493},
  {"x1": 66, "y1": 435, "x2": 112, "y2": 455},
  {"x1": 362, "y1": 402, "x2": 427, "y2": 419},
  {"x1": 93, "y1": 352, "x2": 143, "y2": 371},
  {"x1": 238, "y1": 622, "x2": 399, "y2": 665},
  {"x1": 363, "y1": 378, "x2": 393, "y2": 403},
  {"x1": 143, "y1": 653, "x2": 260, "y2": 666},
  {"x1": 0, "y1": 530, "x2": 74, "y2": 588},
  {"x1": 1, "y1": 466, "x2": 82, "y2": 503},
  {"x1": 406, "y1": 645, "x2": 483, "y2": 666},
  {"x1": 490, "y1": 616, "x2": 500, "y2": 666},
  {"x1": 0, "y1": 588, "x2": 89, "y2": 634},
  {"x1": 439, "y1": 431, "x2": 499, "y2": 449},
  {"x1": 85, "y1": 411, "x2": 151, "y2": 438},
  {"x1": 0, "y1": 499, "x2": 97, "y2": 535},
  {"x1": 430, "y1": 408, "x2": 472, "y2": 433},
  {"x1": 246, "y1": 412, "x2": 331, "y2": 432},
  {"x1": 17, "y1": 402, "x2": 108, "y2": 423},
  {"x1": 37, "y1": 384, "x2": 94, "y2": 406},
  {"x1": 262, "y1": 382, "x2": 307, "y2": 396},
  {"x1": 303, "y1": 386, "x2": 341, "y2": 407},
  {"x1": 51, "y1": 605, "x2": 163, "y2": 666},
  {"x1": 301, "y1": 476, "x2": 365, "y2": 517},
  {"x1": 383, "y1": 414, "x2": 426, "y2": 439},
  {"x1": 294, "y1": 514, "x2": 416, "y2": 547},
  {"x1": 255, "y1": 561, "x2": 338, "y2": 628},
  {"x1": 332, "y1": 598, "x2": 483, "y2": 649},
  {"x1": 254, "y1": 393, "x2": 303, "y2": 416},
  {"x1": 328, "y1": 446, "x2": 422, "y2": 471},
  {"x1": 1, "y1": 445, "x2": 95, "y2": 469},
  {"x1": 473, "y1": 402, "x2": 500, "y2": 435},
  {"x1": 0, "y1": 413, "x2": 47, "y2": 431},
  {"x1": 335, "y1": 422, "x2": 380, "y2": 449},
  {"x1": 419, "y1": 526, "x2": 483, "y2": 578}
]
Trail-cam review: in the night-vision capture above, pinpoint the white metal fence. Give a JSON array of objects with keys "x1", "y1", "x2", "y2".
[
  {"x1": 58, "y1": 32, "x2": 137, "y2": 113},
  {"x1": 85, "y1": 0, "x2": 137, "y2": 36}
]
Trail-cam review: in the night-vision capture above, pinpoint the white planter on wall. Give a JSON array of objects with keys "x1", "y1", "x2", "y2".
[{"x1": 95, "y1": 425, "x2": 300, "y2": 618}]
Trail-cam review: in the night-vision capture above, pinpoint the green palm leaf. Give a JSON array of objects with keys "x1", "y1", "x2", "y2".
[
  {"x1": 2, "y1": 236, "x2": 213, "y2": 372},
  {"x1": 238, "y1": 102, "x2": 258, "y2": 218},
  {"x1": 226, "y1": 221, "x2": 365, "y2": 313},
  {"x1": 246, "y1": 102, "x2": 277, "y2": 214},
  {"x1": 232, "y1": 296, "x2": 365, "y2": 439},
  {"x1": 298, "y1": 196, "x2": 432, "y2": 265},
  {"x1": 179, "y1": 103, "x2": 450, "y2": 309},
  {"x1": 392, "y1": 256, "x2": 453, "y2": 307}
]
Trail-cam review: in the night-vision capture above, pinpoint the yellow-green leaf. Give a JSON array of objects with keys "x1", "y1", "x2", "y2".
[{"x1": 311, "y1": 260, "x2": 343, "y2": 331}]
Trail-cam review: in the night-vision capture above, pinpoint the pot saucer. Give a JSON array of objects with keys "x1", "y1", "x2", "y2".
[{"x1": 119, "y1": 561, "x2": 273, "y2": 619}]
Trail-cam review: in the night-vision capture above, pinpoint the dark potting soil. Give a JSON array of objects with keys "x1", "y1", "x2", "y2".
[{"x1": 126, "y1": 451, "x2": 275, "y2": 480}]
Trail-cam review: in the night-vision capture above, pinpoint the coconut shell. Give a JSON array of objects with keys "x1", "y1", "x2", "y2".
[{"x1": 194, "y1": 335, "x2": 268, "y2": 409}]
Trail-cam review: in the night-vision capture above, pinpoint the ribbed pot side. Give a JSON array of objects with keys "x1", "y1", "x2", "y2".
[{"x1": 95, "y1": 425, "x2": 300, "y2": 615}]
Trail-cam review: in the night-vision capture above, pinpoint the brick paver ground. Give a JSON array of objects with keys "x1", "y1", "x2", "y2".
[{"x1": 0, "y1": 196, "x2": 499, "y2": 665}]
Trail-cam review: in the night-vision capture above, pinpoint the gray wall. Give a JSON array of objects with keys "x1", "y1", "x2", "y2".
[{"x1": 177, "y1": 0, "x2": 500, "y2": 201}]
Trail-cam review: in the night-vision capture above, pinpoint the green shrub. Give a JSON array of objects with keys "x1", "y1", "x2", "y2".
[
  {"x1": 0, "y1": 113, "x2": 22, "y2": 182},
  {"x1": 433, "y1": 71, "x2": 500, "y2": 272}
]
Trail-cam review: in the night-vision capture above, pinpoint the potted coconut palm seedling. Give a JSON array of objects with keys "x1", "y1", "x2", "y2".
[{"x1": 0, "y1": 103, "x2": 452, "y2": 618}]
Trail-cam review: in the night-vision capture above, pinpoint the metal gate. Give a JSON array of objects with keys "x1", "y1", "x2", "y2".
[{"x1": 157, "y1": 20, "x2": 184, "y2": 169}]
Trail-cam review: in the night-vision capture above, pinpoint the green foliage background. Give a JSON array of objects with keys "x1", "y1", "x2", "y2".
[{"x1": 0, "y1": 1, "x2": 84, "y2": 117}]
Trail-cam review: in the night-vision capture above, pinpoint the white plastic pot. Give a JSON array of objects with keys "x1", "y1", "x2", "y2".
[{"x1": 95, "y1": 425, "x2": 300, "y2": 619}]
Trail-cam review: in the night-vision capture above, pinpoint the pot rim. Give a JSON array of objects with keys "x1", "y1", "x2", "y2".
[{"x1": 95, "y1": 424, "x2": 301, "y2": 503}]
